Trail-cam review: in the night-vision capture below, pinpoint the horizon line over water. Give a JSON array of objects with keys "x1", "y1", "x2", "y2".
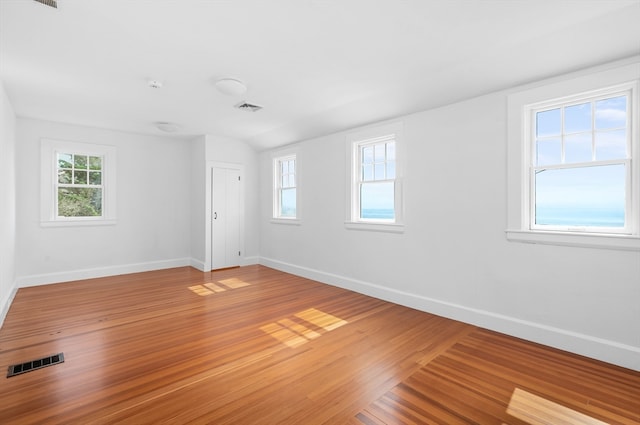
[
  {"x1": 362, "y1": 207, "x2": 625, "y2": 227},
  {"x1": 361, "y1": 208, "x2": 395, "y2": 220},
  {"x1": 535, "y1": 206, "x2": 624, "y2": 227}
]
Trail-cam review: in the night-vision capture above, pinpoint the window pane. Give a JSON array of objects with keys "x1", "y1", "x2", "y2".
[
  {"x1": 362, "y1": 146, "x2": 374, "y2": 164},
  {"x1": 89, "y1": 156, "x2": 102, "y2": 170},
  {"x1": 360, "y1": 181, "x2": 394, "y2": 220},
  {"x1": 74, "y1": 155, "x2": 88, "y2": 169},
  {"x1": 281, "y1": 160, "x2": 288, "y2": 175},
  {"x1": 58, "y1": 187, "x2": 102, "y2": 217},
  {"x1": 288, "y1": 160, "x2": 295, "y2": 174},
  {"x1": 386, "y1": 142, "x2": 396, "y2": 161},
  {"x1": 536, "y1": 108, "x2": 561, "y2": 137},
  {"x1": 595, "y1": 129, "x2": 626, "y2": 161},
  {"x1": 362, "y1": 164, "x2": 373, "y2": 181},
  {"x1": 280, "y1": 188, "x2": 296, "y2": 217},
  {"x1": 374, "y1": 163, "x2": 385, "y2": 180},
  {"x1": 58, "y1": 169, "x2": 72, "y2": 184},
  {"x1": 74, "y1": 170, "x2": 87, "y2": 184},
  {"x1": 374, "y1": 144, "x2": 385, "y2": 162},
  {"x1": 288, "y1": 174, "x2": 295, "y2": 188},
  {"x1": 535, "y1": 164, "x2": 625, "y2": 227},
  {"x1": 89, "y1": 171, "x2": 102, "y2": 185},
  {"x1": 58, "y1": 153, "x2": 72, "y2": 169},
  {"x1": 595, "y1": 96, "x2": 626, "y2": 130},
  {"x1": 564, "y1": 102, "x2": 591, "y2": 133},
  {"x1": 565, "y1": 133, "x2": 592, "y2": 163},
  {"x1": 386, "y1": 161, "x2": 396, "y2": 179},
  {"x1": 536, "y1": 138, "x2": 561, "y2": 166}
]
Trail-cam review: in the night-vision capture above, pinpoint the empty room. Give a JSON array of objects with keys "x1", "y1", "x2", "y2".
[{"x1": 1, "y1": 1, "x2": 639, "y2": 424}]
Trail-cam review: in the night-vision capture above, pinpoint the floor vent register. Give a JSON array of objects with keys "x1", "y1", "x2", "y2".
[{"x1": 6, "y1": 353, "x2": 65, "y2": 378}]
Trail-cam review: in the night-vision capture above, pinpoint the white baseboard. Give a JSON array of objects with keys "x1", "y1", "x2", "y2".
[
  {"x1": 259, "y1": 257, "x2": 640, "y2": 372},
  {"x1": 241, "y1": 256, "x2": 259, "y2": 266},
  {"x1": 190, "y1": 258, "x2": 206, "y2": 272},
  {"x1": 16, "y1": 258, "x2": 192, "y2": 288},
  {"x1": 0, "y1": 285, "x2": 18, "y2": 329},
  {"x1": 190, "y1": 256, "x2": 260, "y2": 272}
]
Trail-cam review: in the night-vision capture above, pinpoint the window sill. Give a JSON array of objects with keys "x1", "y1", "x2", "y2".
[
  {"x1": 505, "y1": 229, "x2": 640, "y2": 251},
  {"x1": 270, "y1": 218, "x2": 301, "y2": 226},
  {"x1": 41, "y1": 219, "x2": 117, "y2": 228},
  {"x1": 345, "y1": 221, "x2": 405, "y2": 234}
]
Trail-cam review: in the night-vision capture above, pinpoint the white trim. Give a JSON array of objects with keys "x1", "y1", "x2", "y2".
[
  {"x1": 259, "y1": 256, "x2": 640, "y2": 371},
  {"x1": 344, "y1": 221, "x2": 404, "y2": 233},
  {"x1": 205, "y1": 161, "x2": 245, "y2": 271},
  {"x1": 506, "y1": 229, "x2": 640, "y2": 251},
  {"x1": 16, "y1": 258, "x2": 191, "y2": 288},
  {"x1": 40, "y1": 139, "x2": 117, "y2": 226},
  {"x1": 270, "y1": 218, "x2": 301, "y2": 225},
  {"x1": 0, "y1": 285, "x2": 18, "y2": 329},
  {"x1": 272, "y1": 147, "x2": 299, "y2": 221},
  {"x1": 190, "y1": 258, "x2": 207, "y2": 272},
  {"x1": 345, "y1": 121, "x2": 404, "y2": 229},
  {"x1": 507, "y1": 60, "x2": 640, "y2": 250}
]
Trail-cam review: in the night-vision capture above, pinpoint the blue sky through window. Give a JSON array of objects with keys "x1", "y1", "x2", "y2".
[{"x1": 534, "y1": 94, "x2": 627, "y2": 228}]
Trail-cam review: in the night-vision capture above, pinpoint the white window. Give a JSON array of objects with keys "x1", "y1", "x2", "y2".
[
  {"x1": 41, "y1": 139, "x2": 117, "y2": 226},
  {"x1": 273, "y1": 153, "x2": 298, "y2": 220},
  {"x1": 346, "y1": 122, "x2": 404, "y2": 232},
  {"x1": 507, "y1": 61, "x2": 639, "y2": 250},
  {"x1": 529, "y1": 88, "x2": 632, "y2": 234}
]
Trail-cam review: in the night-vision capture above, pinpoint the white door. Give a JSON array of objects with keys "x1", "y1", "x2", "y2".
[{"x1": 212, "y1": 167, "x2": 241, "y2": 270}]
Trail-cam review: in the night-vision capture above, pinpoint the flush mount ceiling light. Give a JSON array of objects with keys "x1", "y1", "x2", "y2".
[
  {"x1": 155, "y1": 122, "x2": 180, "y2": 133},
  {"x1": 215, "y1": 78, "x2": 247, "y2": 96}
]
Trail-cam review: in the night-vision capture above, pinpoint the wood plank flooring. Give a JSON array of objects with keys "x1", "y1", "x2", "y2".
[{"x1": 0, "y1": 265, "x2": 638, "y2": 424}]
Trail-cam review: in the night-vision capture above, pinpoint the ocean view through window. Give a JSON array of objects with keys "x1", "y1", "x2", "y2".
[
  {"x1": 529, "y1": 86, "x2": 633, "y2": 234},
  {"x1": 347, "y1": 121, "x2": 404, "y2": 232}
]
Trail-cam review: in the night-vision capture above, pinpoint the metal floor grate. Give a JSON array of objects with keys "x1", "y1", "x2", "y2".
[{"x1": 6, "y1": 353, "x2": 64, "y2": 378}]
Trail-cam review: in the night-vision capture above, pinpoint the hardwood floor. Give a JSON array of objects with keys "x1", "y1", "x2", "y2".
[{"x1": 0, "y1": 265, "x2": 638, "y2": 424}]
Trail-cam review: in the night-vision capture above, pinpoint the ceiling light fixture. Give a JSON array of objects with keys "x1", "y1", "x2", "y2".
[
  {"x1": 155, "y1": 122, "x2": 180, "y2": 133},
  {"x1": 215, "y1": 78, "x2": 247, "y2": 96},
  {"x1": 148, "y1": 79, "x2": 163, "y2": 89}
]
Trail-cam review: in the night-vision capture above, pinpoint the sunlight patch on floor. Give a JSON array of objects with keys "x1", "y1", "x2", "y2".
[
  {"x1": 295, "y1": 308, "x2": 348, "y2": 331},
  {"x1": 218, "y1": 278, "x2": 251, "y2": 289},
  {"x1": 188, "y1": 278, "x2": 252, "y2": 296},
  {"x1": 261, "y1": 308, "x2": 348, "y2": 348},
  {"x1": 506, "y1": 388, "x2": 608, "y2": 425},
  {"x1": 188, "y1": 285, "x2": 214, "y2": 296}
]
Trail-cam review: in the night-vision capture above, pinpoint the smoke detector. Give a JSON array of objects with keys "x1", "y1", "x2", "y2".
[
  {"x1": 155, "y1": 122, "x2": 180, "y2": 133},
  {"x1": 234, "y1": 101, "x2": 263, "y2": 112}
]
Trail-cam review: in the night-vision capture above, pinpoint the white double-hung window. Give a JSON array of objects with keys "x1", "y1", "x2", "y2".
[
  {"x1": 273, "y1": 153, "x2": 298, "y2": 221},
  {"x1": 346, "y1": 122, "x2": 404, "y2": 232},
  {"x1": 530, "y1": 88, "x2": 632, "y2": 233},
  {"x1": 507, "y1": 61, "x2": 639, "y2": 250},
  {"x1": 41, "y1": 139, "x2": 117, "y2": 226}
]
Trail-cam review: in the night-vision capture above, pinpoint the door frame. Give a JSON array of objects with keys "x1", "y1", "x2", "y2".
[{"x1": 205, "y1": 161, "x2": 245, "y2": 271}]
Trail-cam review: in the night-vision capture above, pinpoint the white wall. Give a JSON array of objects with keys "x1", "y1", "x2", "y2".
[
  {"x1": 259, "y1": 63, "x2": 640, "y2": 370},
  {"x1": 0, "y1": 82, "x2": 17, "y2": 325},
  {"x1": 15, "y1": 118, "x2": 193, "y2": 285}
]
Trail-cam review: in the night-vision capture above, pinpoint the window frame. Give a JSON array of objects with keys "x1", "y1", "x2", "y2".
[
  {"x1": 527, "y1": 85, "x2": 633, "y2": 235},
  {"x1": 506, "y1": 61, "x2": 640, "y2": 251},
  {"x1": 346, "y1": 122, "x2": 404, "y2": 233},
  {"x1": 41, "y1": 139, "x2": 117, "y2": 227},
  {"x1": 271, "y1": 149, "x2": 300, "y2": 224}
]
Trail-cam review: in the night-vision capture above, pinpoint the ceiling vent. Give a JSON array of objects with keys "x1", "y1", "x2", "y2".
[
  {"x1": 234, "y1": 101, "x2": 263, "y2": 112},
  {"x1": 34, "y1": 0, "x2": 57, "y2": 8}
]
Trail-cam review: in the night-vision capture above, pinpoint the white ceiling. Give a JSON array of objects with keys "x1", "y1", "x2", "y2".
[{"x1": 1, "y1": 0, "x2": 639, "y2": 151}]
